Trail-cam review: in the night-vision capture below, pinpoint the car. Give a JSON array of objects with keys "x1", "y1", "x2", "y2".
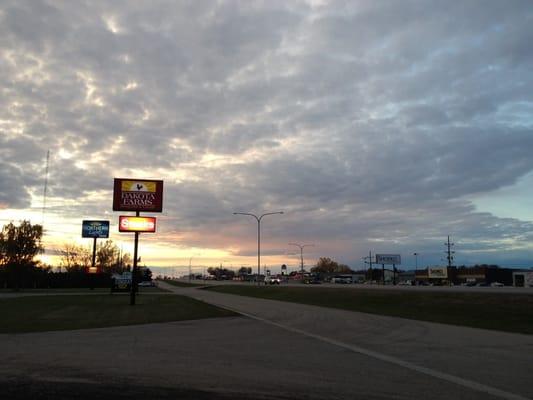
[
  {"x1": 138, "y1": 281, "x2": 155, "y2": 287},
  {"x1": 331, "y1": 276, "x2": 352, "y2": 284},
  {"x1": 490, "y1": 282, "x2": 504, "y2": 287},
  {"x1": 264, "y1": 276, "x2": 281, "y2": 285},
  {"x1": 398, "y1": 280, "x2": 412, "y2": 286}
]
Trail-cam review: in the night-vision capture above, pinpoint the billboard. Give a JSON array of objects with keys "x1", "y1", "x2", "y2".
[
  {"x1": 119, "y1": 216, "x2": 157, "y2": 233},
  {"x1": 82, "y1": 220, "x2": 110, "y2": 238},
  {"x1": 375, "y1": 254, "x2": 401, "y2": 265},
  {"x1": 428, "y1": 267, "x2": 448, "y2": 279},
  {"x1": 113, "y1": 178, "x2": 164, "y2": 212}
]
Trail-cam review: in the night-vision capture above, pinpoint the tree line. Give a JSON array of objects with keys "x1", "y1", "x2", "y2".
[{"x1": 0, "y1": 220, "x2": 139, "y2": 290}]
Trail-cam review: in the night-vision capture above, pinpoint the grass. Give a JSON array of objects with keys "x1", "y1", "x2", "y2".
[
  {"x1": 206, "y1": 285, "x2": 533, "y2": 335},
  {"x1": 0, "y1": 293, "x2": 237, "y2": 333},
  {"x1": 162, "y1": 280, "x2": 204, "y2": 287}
]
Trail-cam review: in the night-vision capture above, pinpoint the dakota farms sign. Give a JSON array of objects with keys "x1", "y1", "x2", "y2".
[{"x1": 113, "y1": 178, "x2": 164, "y2": 212}]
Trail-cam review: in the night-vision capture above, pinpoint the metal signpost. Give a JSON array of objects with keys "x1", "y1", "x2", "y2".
[
  {"x1": 113, "y1": 178, "x2": 163, "y2": 305},
  {"x1": 82, "y1": 220, "x2": 110, "y2": 289},
  {"x1": 375, "y1": 254, "x2": 401, "y2": 285}
]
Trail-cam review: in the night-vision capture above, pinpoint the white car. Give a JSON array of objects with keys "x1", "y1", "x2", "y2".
[
  {"x1": 490, "y1": 282, "x2": 504, "y2": 287},
  {"x1": 264, "y1": 276, "x2": 281, "y2": 285}
]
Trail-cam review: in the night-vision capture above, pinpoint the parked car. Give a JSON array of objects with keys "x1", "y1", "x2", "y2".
[
  {"x1": 138, "y1": 281, "x2": 155, "y2": 287},
  {"x1": 490, "y1": 282, "x2": 504, "y2": 287},
  {"x1": 264, "y1": 276, "x2": 281, "y2": 285},
  {"x1": 331, "y1": 276, "x2": 352, "y2": 284}
]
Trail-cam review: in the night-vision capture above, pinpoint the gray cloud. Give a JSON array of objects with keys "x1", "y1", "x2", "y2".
[{"x1": 1, "y1": 0, "x2": 532, "y2": 266}]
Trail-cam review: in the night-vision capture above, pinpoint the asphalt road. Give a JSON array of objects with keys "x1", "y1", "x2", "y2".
[{"x1": 2, "y1": 283, "x2": 532, "y2": 400}]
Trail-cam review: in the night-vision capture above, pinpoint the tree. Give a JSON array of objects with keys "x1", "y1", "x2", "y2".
[
  {"x1": 60, "y1": 243, "x2": 92, "y2": 272},
  {"x1": 311, "y1": 257, "x2": 354, "y2": 274},
  {"x1": 97, "y1": 240, "x2": 119, "y2": 271},
  {"x1": 237, "y1": 267, "x2": 252, "y2": 276},
  {"x1": 0, "y1": 220, "x2": 44, "y2": 290}
]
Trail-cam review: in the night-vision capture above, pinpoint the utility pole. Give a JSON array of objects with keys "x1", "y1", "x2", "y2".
[
  {"x1": 445, "y1": 236, "x2": 455, "y2": 268},
  {"x1": 362, "y1": 251, "x2": 373, "y2": 282}
]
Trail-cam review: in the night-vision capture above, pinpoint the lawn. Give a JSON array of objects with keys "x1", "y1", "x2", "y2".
[
  {"x1": 206, "y1": 285, "x2": 533, "y2": 334},
  {"x1": 162, "y1": 279, "x2": 204, "y2": 287},
  {"x1": 0, "y1": 293, "x2": 237, "y2": 333}
]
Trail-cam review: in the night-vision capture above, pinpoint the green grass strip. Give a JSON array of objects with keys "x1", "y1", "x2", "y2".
[
  {"x1": 162, "y1": 280, "x2": 204, "y2": 287},
  {"x1": 206, "y1": 285, "x2": 533, "y2": 335},
  {"x1": 0, "y1": 294, "x2": 237, "y2": 333}
]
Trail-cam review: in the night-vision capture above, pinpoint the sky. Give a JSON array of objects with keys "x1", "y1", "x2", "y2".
[{"x1": 1, "y1": 0, "x2": 533, "y2": 274}]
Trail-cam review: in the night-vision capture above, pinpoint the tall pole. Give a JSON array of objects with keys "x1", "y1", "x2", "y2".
[
  {"x1": 363, "y1": 251, "x2": 373, "y2": 282},
  {"x1": 130, "y1": 211, "x2": 140, "y2": 306},
  {"x1": 90, "y1": 237, "x2": 97, "y2": 290},
  {"x1": 234, "y1": 212, "x2": 284, "y2": 286},
  {"x1": 258, "y1": 218, "x2": 261, "y2": 284},
  {"x1": 288, "y1": 243, "x2": 314, "y2": 281},
  {"x1": 189, "y1": 257, "x2": 193, "y2": 282}
]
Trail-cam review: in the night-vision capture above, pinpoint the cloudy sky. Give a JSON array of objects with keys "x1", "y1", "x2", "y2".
[{"x1": 1, "y1": 0, "x2": 532, "y2": 273}]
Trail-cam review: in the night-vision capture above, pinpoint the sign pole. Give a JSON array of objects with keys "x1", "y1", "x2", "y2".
[
  {"x1": 382, "y1": 264, "x2": 385, "y2": 285},
  {"x1": 91, "y1": 237, "x2": 97, "y2": 290},
  {"x1": 130, "y1": 211, "x2": 140, "y2": 306}
]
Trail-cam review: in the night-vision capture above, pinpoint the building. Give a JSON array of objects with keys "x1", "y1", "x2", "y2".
[{"x1": 512, "y1": 270, "x2": 533, "y2": 287}]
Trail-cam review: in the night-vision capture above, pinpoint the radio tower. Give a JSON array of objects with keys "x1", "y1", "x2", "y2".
[
  {"x1": 42, "y1": 150, "x2": 50, "y2": 227},
  {"x1": 445, "y1": 235, "x2": 455, "y2": 268}
]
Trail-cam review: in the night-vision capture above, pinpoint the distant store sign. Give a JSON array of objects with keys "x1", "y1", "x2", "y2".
[
  {"x1": 86, "y1": 265, "x2": 102, "y2": 274},
  {"x1": 119, "y1": 216, "x2": 157, "y2": 233},
  {"x1": 375, "y1": 254, "x2": 401, "y2": 265},
  {"x1": 113, "y1": 178, "x2": 164, "y2": 212},
  {"x1": 428, "y1": 267, "x2": 448, "y2": 279},
  {"x1": 82, "y1": 220, "x2": 110, "y2": 238}
]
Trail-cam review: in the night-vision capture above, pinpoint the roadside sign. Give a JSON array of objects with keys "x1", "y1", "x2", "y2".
[
  {"x1": 375, "y1": 254, "x2": 401, "y2": 265},
  {"x1": 82, "y1": 220, "x2": 110, "y2": 238},
  {"x1": 113, "y1": 178, "x2": 164, "y2": 212},
  {"x1": 428, "y1": 267, "x2": 448, "y2": 278},
  {"x1": 119, "y1": 216, "x2": 157, "y2": 233}
]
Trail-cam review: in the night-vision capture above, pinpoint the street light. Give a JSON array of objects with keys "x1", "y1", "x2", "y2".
[
  {"x1": 233, "y1": 211, "x2": 284, "y2": 286},
  {"x1": 413, "y1": 252, "x2": 419, "y2": 271},
  {"x1": 288, "y1": 243, "x2": 314, "y2": 278}
]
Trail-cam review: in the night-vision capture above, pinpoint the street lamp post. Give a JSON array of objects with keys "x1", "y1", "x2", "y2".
[
  {"x1": 233, "y1": 211, "x2": 284, "y2": 286},
  {"x1": 288, "y1": 243, "x2": 314, "y2": 280},
  {"x1": 413, "y1": 252, "x2": 419, "y2": 286}
]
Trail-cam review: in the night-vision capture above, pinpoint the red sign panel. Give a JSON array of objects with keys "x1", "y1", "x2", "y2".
[
  {"x1": 113, "y1": 178, "x2": 164, "y2": 212},
  {"x1": 119, "y1": 216, "x2": 157, "y2": 233}
]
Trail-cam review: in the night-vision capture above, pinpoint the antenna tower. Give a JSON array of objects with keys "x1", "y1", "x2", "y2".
[
  {"x1": 42, "y1": 150, "x2": 50, "y2": 227},
  {"x1": 445, "y1": 235, "x2": 455, "y2": 268}
]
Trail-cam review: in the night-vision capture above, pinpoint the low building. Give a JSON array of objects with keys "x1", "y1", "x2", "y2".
[{"x1": 512, "y1": 270, "x2": 533, "y2": 287}]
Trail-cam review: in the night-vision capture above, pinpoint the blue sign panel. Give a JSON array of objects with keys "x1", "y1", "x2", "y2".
[{"x1": 82, "y1": 220, "x2": 110, "y2": 238}]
